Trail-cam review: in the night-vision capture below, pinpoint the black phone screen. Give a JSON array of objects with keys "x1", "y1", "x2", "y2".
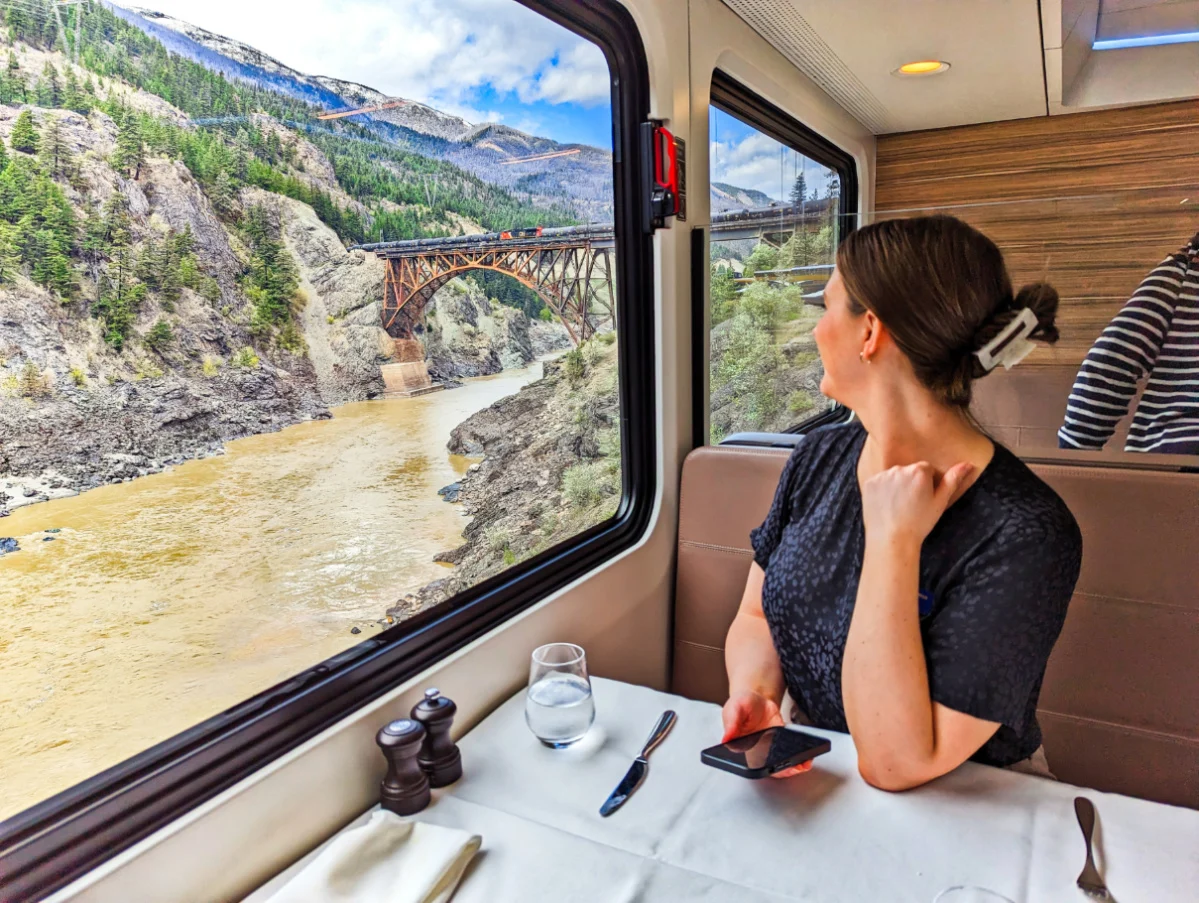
[{"x1": 701, "y1": 727, "x2": 831, "y2": 777}]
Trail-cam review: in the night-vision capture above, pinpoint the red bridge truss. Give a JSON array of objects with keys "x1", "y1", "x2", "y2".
[{"x1": 355, "y1": 226, "x2": 616, "y2": 347}]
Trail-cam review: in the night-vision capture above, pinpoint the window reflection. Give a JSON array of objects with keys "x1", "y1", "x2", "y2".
[
  {"x1": 707, "y1": 105, "x2": 843, "y2": 442},
  {"x1": 1059, "y1": 231, "x2": 1199, "y2": 455}
]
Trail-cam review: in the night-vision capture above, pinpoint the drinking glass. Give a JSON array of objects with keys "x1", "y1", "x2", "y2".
[
  {"x1": 933, "y1": 888, "x2": 1016, "y2": 903},
  {"x1": 525, "y1": 643, "x2": 595, "y2": 747}
]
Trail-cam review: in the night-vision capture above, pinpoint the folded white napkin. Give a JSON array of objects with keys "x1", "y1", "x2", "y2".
[{"x1": 267, "y1": 810, "x2": 482, "y2": 903}]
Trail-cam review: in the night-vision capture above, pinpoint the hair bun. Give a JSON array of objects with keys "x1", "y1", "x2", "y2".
[{"x1": 1014, "y1": 281, "x2": 1060, "y2": 344}]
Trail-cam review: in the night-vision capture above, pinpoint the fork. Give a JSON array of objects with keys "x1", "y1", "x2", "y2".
[{"x1": 1074, "y1": 796, "x2": 1111, "y2": 900}]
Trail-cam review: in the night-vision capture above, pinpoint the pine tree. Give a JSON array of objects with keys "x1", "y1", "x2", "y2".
[
  {"x1": 35, "y1": 61, "x2": 60, "y2": 107},
  {"x1": 93, "y1": 245, "x2": 142, "y2": 350},
  {"x1": 113, "y1": 111, "x2": 144, "y2": 180},
  {"x1": 11, "y1": 110, "x2": 39, "y2": 154},
  {"x1": 0, "y1": 222, "x2": 21, "y2": 283},
  {"x1": 30, "y1": 227, "x2": 75, "y2": 297},
  {"x1": 81, "y1": 205, "x2": 106, "y2": 276},
  {"x1": 789, "y1": 171, "x2": 807, "y2": 207},
  {"x1": 101, "y1": 192, "x2": 132, "y2": 250},
  {"x1": 0, "y1": 138, "x2": 8, "y2": 176},
  {"x1": 63, "y1": 68, "x2": 89, "y2": 114},
  {"x1": 38, "y1": 115, "x2": 75, "y2": 181},
  {"x1": 208, "y1": 168, "x2": 235, "y2": 214}
]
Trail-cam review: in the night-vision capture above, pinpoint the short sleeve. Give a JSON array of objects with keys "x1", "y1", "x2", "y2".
[
  {"x1": 749, "y1": 445, "x2": 808, "y2": 570},
  {"x1": 923, "y1": 512, "x2": 1083, "y2": 731}
]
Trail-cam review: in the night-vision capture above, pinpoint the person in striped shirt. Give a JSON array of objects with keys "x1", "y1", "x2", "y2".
[{"x1": 1058, "y1": 232, "x2": 1199, "y2": 455}]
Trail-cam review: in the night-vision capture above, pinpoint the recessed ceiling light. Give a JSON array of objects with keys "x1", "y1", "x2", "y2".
[{"x1": 893, "y1": 60, "x2": 950, "y2": 77}]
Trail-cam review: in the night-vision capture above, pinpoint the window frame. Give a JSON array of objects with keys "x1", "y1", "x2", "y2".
[
  {"x1": 0, "y1": 2, "x2": 654, "y2": 898},
  {"x1": 696, "y1": 69, "x2": 859, "y2": 446}
]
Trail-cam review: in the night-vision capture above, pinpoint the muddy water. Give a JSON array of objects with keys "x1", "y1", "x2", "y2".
[{"x1": 0, "y1": 364, "x2": 542, "y2": 820}]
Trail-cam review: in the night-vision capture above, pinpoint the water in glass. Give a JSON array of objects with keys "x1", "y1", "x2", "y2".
[{"x1": 525, "y1": 643, "x2": 595, "y2": 747}]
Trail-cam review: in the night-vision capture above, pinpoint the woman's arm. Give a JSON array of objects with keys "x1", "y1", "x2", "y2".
[
  {"x1": 722, "y1": 564, "x2": 813, "y2": 776},
  {"x1": 841, "y1": 462, "x2": 999, "y2": 791},
  {"x1": 725, "y1": 563, "x2": 786, "y2": 708}
]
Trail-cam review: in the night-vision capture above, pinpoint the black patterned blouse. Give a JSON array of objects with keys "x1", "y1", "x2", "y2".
[{"x1": 750, "y1": 422, "x2": 1083, "y2": 767}]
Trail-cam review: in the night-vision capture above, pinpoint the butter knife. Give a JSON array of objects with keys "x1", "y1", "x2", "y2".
[{"x1": 599, "y1": 710, "x2": 677, "y2": 817}]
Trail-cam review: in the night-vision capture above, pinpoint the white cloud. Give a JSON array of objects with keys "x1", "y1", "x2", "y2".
[
  {"x1": 517, "y1": 42, "x2": 610, "y2": 106},
  {"x1": 711, "y1": 132, "x2": 837, "y2": 203},
  {"x1": 132, "y1": 0, "x2": 610, "y2": 125}
]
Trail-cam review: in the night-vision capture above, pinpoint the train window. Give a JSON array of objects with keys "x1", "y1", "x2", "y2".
[
  {"x1": 0, "y1": 0, "x2": 651, "y2": 895},
  {"x1": 702, "y1": 71, "x2": 857, "y2": 444}
]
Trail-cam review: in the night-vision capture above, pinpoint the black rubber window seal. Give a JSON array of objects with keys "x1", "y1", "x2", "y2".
[
  {"x1": 0, "y1": 2, "x2": 655, "y2": 899},
  {"x1": 697, "y1": 69, "x2": 859, "y2": 445}
]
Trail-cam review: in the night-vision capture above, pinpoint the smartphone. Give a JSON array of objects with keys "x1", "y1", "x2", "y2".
[{"x1": 701, "y1": 726, "x2": 831, "y2": 779}]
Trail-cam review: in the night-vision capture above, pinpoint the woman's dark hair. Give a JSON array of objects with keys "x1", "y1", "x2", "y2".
[{"x1": 837, "y1": 214, "x2": 1060, "y2": 408}]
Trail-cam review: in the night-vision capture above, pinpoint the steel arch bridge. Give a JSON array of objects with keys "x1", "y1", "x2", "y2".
[{"x1": 353, "y1": 226, "x2": 616, "y2": 347}]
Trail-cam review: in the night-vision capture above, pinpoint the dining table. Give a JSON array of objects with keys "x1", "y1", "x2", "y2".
[{"x1": 247, "y1": 676, "x2": 1199, "y2": 902}]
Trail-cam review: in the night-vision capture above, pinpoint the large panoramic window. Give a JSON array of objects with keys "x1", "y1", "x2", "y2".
[
  {"x1": 705, "y1": 73, "x2": 856, "y2": 443},
  {"x1": 0, "y1": 0, "x2": 633, "y2": 837}
]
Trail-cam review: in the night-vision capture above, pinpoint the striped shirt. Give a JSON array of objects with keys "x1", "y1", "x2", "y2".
[{"x1": 1059, "y1": 233, "x2": 1199, "y2": 455}]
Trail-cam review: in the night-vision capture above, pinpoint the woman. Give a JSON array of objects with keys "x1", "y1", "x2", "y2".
[{"x1": 723, "y1": 215, "x2": 1083, "y2": 791}]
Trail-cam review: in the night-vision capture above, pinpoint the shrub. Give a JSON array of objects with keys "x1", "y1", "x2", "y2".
[
  {"x1": 562, "y1": 461, "x2": 617, "y2": 509},
  {"x1": 144, "y1": 317, "x2": 173, "y2": 351},
  {"x1": 18, "y1": 361, "x2": 52, "y2": 397},
  {"x1": 69, "y1": 367, "x2": 86, "y2": 386},
  {"x1": 788, "y1": 391, "x2": 816, "y2": 415},
  {"x1": 562, "y1": 347, "x2": 585, "y2": 387},
  {"x1": 133, "y1": 358, "x2": 163, "y2": 380},
  {"x1": 596, "y1": 330, "x2": 616, "y2": 346},
  {"x1": 201, "y1": 356, "x2": 222, "y2": 377},
  {"x1": 230, "y1": 346, "x2": 260, "y2": 369},
  {"x1": 538, "y1": 307, "x2": 553, "y2": 322},
  {"x1": 276, "y1": 320, "x2": 306, "y2": 354},
  {"x1": 484, "y1": 524, "x2": 511, "y2": 553},
  {"x1": 583, "y1": 339, "x2": 604, "y2": 367},
  {"x1": 202, "y1": 278, "x2": 222, "y2": 304}
]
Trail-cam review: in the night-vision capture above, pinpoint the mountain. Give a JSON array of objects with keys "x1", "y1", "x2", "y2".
[
  {"x1": 124, "y1": 7, "x2": 475, "y2": 142},
  {"x1": 117, "y1": 5, "x2": 614, "y2": 221},
  {"x1": 711, "y1": 182, "x2": 777, "y2": 213}
]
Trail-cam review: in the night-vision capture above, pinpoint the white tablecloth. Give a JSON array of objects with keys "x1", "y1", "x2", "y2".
[{"x1": 250, "y1": 677, "x2": 1199, "y2": 902}]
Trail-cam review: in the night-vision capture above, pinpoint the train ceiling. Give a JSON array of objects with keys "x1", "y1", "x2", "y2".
[{"x1": 719, "y1": 0, "x2": 1199, "y2": 133}]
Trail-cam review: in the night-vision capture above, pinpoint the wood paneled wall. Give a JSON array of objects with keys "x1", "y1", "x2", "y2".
[{"x1": 875, "y1": 100, "x2": 1199, "y2": 367}]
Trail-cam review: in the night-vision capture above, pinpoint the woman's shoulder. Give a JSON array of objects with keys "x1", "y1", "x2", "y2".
[
  {"x1": 981, "y1": 445, "x2": 1083, "y2": 560},
  {"x1": 780, "y1": 419, "x2": 864, "y2": 473}
]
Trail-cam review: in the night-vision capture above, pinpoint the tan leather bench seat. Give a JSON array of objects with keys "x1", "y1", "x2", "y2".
[{"x1": 671, "y1": 444, "x2": 1199, "y2": 809}]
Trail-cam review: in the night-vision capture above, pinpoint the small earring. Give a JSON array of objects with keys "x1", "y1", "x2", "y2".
[{"x1": 860, "y1": 352, "x2": 870, "y2": 364}]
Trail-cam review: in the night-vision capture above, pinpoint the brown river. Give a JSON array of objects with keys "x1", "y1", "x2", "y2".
[{"x1": 0, "y1": 363, "x2": 543, "y2": 821}]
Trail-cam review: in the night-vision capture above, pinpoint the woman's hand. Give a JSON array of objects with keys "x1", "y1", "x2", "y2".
[
  {"x1": 720, "y1": 690, "x2": 812, "y2": 778},
  {"x1": 860, "y1": 461, "x2": 974, "y2": 546}
]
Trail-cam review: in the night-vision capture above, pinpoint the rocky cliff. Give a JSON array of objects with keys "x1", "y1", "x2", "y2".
[
  {"x1": 0, "y1": 99, "x2": 332, "y2": 511},
  {"x1": 422, "y1": 278, "x2": 569, "y2": 381},
  {"x1": 392, "y1": 336, "x2": 619, "y2": 617}
]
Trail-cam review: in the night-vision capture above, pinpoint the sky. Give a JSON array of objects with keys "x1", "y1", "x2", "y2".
[
  {"x1": 710, "y1": 108, "x2": 839, "y2": 204},
  {"x1": 129, "y1": 0, "x2": 614, "y2": 148}
]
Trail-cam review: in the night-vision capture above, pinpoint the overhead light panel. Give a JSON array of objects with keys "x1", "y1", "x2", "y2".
[
  {"x1": 892, "y1": 60, "x2": 950, "y2": 77},
  {"x1": 1093, "y1": 31, "x2": 1199, "y2": 50}
]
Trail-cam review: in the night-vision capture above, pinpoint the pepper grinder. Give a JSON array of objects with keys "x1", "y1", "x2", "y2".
[
  {"x1": 411, "y1": 688, "x2": 463, "y2": 787},
  {"x1": 375, "y1": 718, "x2": 431, "y2": 815}
]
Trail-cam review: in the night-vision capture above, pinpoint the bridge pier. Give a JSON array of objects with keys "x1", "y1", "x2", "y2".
[{"x1": 380, "y1": 338, "x2": 442, "y2": 398}]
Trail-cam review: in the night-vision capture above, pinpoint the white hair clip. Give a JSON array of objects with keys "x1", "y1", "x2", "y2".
[{"x1": 973, "y1": 307, "x2": 1039, "y2": 372}]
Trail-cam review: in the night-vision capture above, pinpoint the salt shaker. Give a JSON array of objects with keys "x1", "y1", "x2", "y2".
[
  {"x1": 411, "y1": 688, "x2": 463, "y2": 787},
  {"x1": 375, "y1": 718, "x2": 431, "y2": 815}
]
